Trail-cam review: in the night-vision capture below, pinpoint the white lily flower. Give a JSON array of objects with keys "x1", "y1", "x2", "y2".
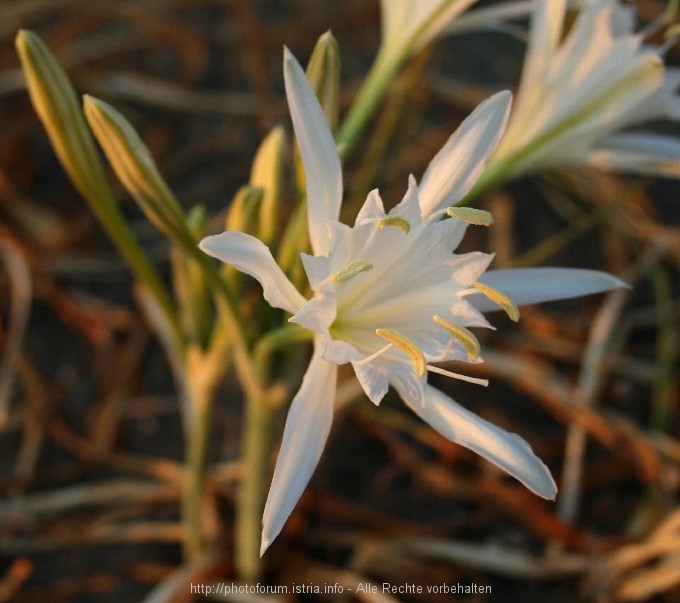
[
  {"x1": 483, "y1": 0, "x2": 680, "y2": 185},
  {"x1": 379, "y1": 0, "x2": 479, "y2": 59},
  {"x1": 200, "y1": 48, "x2": 627, "y2": 555},
  {"x1": 379, "y1": 0, "x2": 538, "y2": 59}
]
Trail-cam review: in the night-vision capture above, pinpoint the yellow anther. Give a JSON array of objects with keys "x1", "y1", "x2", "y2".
[
  {"x1": 376, "y1": 215, "x2": 411, "y2": 233},
  {"x1": 375, "y1": 328, "x2": 426, "y2": 376},
  {"x1": 471, "y1": 281, "x2": 520, "y2": 322},
  {"x1": 433, "y1": 315, "x2": 481, "y2": 360},
  {"x1": 332, "y1": 259, "x2": 373, "y2": 283},
  {"x1": 446, "y1": 207, "x2": 494, "y2": 226}
]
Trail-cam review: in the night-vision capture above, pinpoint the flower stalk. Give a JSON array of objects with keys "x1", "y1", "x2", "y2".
[
  {"x1": 181, "y1": 346, "x2": 219, "y2": 560},
  {"x1": 337, "y1": 0, "x2": 477, "y2": 157},
  {"x1": 336, "y1": 48, "x2": 400, "y2": 157},
  {"x1": 236, "y1": 388, "x2": 280, "y2": 581}
]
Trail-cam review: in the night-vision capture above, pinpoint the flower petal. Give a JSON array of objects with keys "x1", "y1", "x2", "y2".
[
  {"x1": 261, "y1": 342, "x2": 337, "y2": 554},
  {"x1": 471, "y1": 267, "x2": 628, "y2": 313},
  {"x1": 397, "y1": 383, "x2": 557, "y2": 499},
  {"x1": 289, "y1": 286, "x2": 336, "y2": 334},
  {"x1": 418, "y1": 91, "x2": 511, "y2": 217},
  {"x1": 391, "y1": 174, "x2": 426, "y2": 225},
  {"x1": 589, "y1": 132, "x2": 680, "y2": 178},
  {"x1": 283, "y1": 47, "x2": 343, "y2": 256},
  {"x1": 355, "y1": 189, "x2": 386, "y2": 226},
  {"x1": 380, "y1": 0, "x2": 479, "y2": 55},
  {"x1": 353, "y1": 359, "x2": 389, "y2": 405},
  {"x1": 199, "y1": 231, "x2": 306, "y2": 314},
  {"x1": 520, "y1": 0, "x2": 566, "y2": 86},
  {"x1": 445, "y1": 1, "x2": 535, "y2": 35}
]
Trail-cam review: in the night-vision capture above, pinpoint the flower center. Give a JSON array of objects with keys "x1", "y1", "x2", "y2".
[{"x1": 327, "y1": 205, "x2": 506, "y2": 389}]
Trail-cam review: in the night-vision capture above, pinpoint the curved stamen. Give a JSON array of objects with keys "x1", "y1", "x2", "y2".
[
  {"x1": 433, "y1": 315, "x2": 481, "y2": 360},
  {"x1": 426, "y1": 364, "x2": 488, "y2": 386},
  {"x1": 354, "y1": 329, "x2": 489, "y2": 388},
  {"x1": 353, "y1": 342, "x2": 392, "y2": 366},
  {"x1": 375, "y1": 328, "x2": 426, "y2": 376},
  {"x1": 471, "y1": 281, "x2": 520, "y2": 322}
]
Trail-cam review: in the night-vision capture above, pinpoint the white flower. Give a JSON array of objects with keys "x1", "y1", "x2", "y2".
[
  {"x1": 379, "y1": 0, "x2": 536, "y2": 59},
  {"x1": 199, "y1": 48, "x2": 626, "y2": 554},
  {"x1": 486, "y1": 0, "x2": 680, "y2": 181},
  {"x1": 379, "y1": 0, "x2": 479, "y2": 59}
]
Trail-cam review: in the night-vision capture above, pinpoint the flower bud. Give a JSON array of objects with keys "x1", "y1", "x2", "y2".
[
  {"x1": 226, "y1": 185, "x2": 263, "y2": 233},
  {"x1": 305, "y1": 31, "x2": 341, "y2": 132},
  {"x1": 83, "y1": 95, "x2": 189, "y2": 244},
  {"x1": 249, "y1": 126, "x2": 286, "y2": 246},
  {"x1": 16, "y1": 30, "x2": 111, "y2": 207}
]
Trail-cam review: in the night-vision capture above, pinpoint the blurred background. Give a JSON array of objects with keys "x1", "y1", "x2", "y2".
[{"x1": 0, "y1": 1, "x2": 679, "y2": 601}]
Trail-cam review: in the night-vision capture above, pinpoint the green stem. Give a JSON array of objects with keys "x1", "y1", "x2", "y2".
[
  {"x1": 336, "y1": 0, "x2": 464, "y2": 160},
  {"x1": 181, "y1": 380, "x2": 214, "y2": 560},
  {"x1": 336, "y1": 48, "x2": 402, "y2": 160},
  {"x1": 101, "y1": 204, "x2": 184, "y2": 350},
  {"x1": 651, "y1": 267, "x2": 676, "y2": 433},
  {"x1": 236, "y1": 389, "x2": 279, "y2": 582},
  {"x1": 233, "y1": 325, "x2": 310, "y2": 580}
]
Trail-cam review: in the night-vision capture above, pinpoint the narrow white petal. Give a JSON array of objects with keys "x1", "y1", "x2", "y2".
[
  {"x1": 445, "y1": 1, "x2": 535, "y2": 35},
  {"x1": 380, "y1": 0, "x2": 478, "y2": 54},
  {"x1": 397, "y1": 383, "x2": 557, "y2": 499},
  {"x1": 283, "y1": 48, "x2": 343, "y2": 256},
  {"x1": 415, "y1": 0, "x2": 479, "y2": 51},
  {"x1": 589, "y1": 133, "x2": 680, "y2": 178},
  {"x1": 390, "y1": 174, "x2": 425, "y2": 224},
  {"x1": 353, "y1": 360, "x2": 389, "y2": 405},
  {"x1": 261, "y1": 344, "x2": 337, "y2": 554},
  {"x1": 472, "y1": 268, "x2": 628, "y2": 313},
  {"x1": 289, "y1": 287, "x2": 336, "y2": 334},
  {"x1": 521, "y1": 0, "x2": 566, "y2": 85},
  {"x1": 199, "y1": 231, "x2": 306, "y2": 314},
  {"x1": 299, "y1": 252, "x2": 331, "y2": 289},
  {"x1": 418, "y1": 91, "x2": 511, "y2": 217},
  {"x1": 355, "y1": 189, "x2": 386, "y2": 226}
]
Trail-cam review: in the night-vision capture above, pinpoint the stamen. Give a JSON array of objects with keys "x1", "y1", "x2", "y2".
[
  {"x1": 354, "y1": 328, "x2": 488, "y2": 388},
  {"x1": 353, "y1": 342, "x2": 393, "y2": 366},
  {"x1": 376, "y1": 328, "x2": 426, "y2": 376},
  {"x1": 376, "y1": 214, "x2": 411, "y2": 233},
  {"x1": 332, "y1": 259, "x2": 373, "y2": 283},
  {"x1": 426, "y1": 365, "x2": 488, "y2": 386},
  {"x1": 471, "y1": 281, "x2": 520, "y2": 322},
  {"x1": 433, "y1": 315, "x2": 481, "y2": 360},
  {"x1": 446, "y1": 207, "x2": 494, "y2": 226}
]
